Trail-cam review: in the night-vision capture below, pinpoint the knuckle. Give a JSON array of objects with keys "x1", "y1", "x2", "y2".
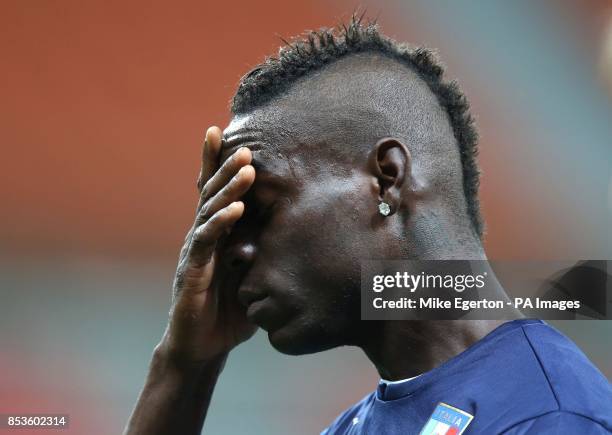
[
  {"x1": 173, "y1": 268, "x2": 187, "y2": 292},
  {"x1": 208, "y1": 210, "x2": 225, "y2": 224},
  {"x1": 178, "y1": 244, "x2": 189, "y2": 260},
  {"x1": 199, "y1": 204, "x2": 213, "y2": 220},
  {"x1": 200, "y1": 181, "x2": 211, "y2": 199},
  {"x1": 192, "y1": 225, "x2": 216, "y2": 248},
  {"x1": 230, "y1": 173, "x2": 242, "y2": 188},
  {"x1": 174, "y1": 261, "x2": 208, "y2": 291},
  {"x1": 221, "y1": 157, "x2": 236, "y2": 174},
  {"x1": 228, "y1": 152, "x2": 238, "y2": 164},
  {"x1": 193, "y1": 225, "x2": 207, "y2": 240},
  {"x1": 196, "y1": 172, "x2": 205, "y2": 191},
  {"x1": 177, "y1": 307, "x2": 201, "y2": 325}
]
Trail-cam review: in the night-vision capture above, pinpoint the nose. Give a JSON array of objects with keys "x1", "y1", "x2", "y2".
[{"x1": 223, "y1": 242, "x2": 257, "y2": 271}]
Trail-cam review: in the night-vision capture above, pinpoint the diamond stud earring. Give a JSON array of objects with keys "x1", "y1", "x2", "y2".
[{"x1": 378, "y1": 202, "x2": 391, "y2": 216}]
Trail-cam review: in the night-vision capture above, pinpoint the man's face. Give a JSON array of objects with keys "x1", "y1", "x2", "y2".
[{"x1": 217, "y1": 106, "x2": 395, "y2": 355}]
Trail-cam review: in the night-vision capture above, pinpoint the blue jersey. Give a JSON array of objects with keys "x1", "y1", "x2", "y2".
[{"x1": 322, "y1": 319, "x2": 612, "y2": 434}]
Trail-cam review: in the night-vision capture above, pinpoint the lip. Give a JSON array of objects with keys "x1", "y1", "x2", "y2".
[
  {"x1": 245, "y1": 296, "x2": 285, "y2": 331},
  {"x1": 245, "y1": 297, "x2": 268, "y2": 320},
  {"x1": 237, "y1": 286, "x2": 267, "y2": 309},
  {"x1": 237, "y1": 285, "x2": 290, "y2": 331}
]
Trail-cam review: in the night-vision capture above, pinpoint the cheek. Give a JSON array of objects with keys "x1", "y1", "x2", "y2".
[{"x1": 280, "y1": 174, "x2": 372, "y2": 279}]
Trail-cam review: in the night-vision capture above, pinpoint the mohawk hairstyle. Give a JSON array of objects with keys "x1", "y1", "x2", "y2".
[{"x1": 231, "y1": 15, "x2": 484, "y2": 238}]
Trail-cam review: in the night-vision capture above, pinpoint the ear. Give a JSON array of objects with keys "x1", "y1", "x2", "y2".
[{"x1": 367, "y1": 137, "x2": 413, "y2": 216}]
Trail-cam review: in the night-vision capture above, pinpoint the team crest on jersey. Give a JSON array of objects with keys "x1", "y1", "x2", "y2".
[{"x1": 419, "y1": 402, "x2": 474, "y2": 435}]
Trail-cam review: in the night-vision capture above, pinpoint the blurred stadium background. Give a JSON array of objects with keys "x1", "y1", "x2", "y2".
[{"x1": 1, "y1": 1, "x2": 611, "y2": 434}]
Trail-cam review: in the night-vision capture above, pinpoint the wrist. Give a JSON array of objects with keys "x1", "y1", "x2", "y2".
[
  {"x1": 124, "y1": 346, "x2": 227, "y2": 435},
  {"x1": 150, "y1": 342, "x2": 228, "y2": 388}
]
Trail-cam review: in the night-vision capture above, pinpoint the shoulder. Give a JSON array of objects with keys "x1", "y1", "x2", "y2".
[
  {"x1": 320, "y1": 392, "x2": 375, "y2": 435},
  {"x1": 514, "y1": 322, "x2": 612, "y2": 430},
  {"x1": 502, "y1": 410, "x2": 611, "y2": 434}
]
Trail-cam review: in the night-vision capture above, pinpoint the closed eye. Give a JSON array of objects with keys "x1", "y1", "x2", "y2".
[{"x1": 241, "y1": 190, "x2": 276, "y2": 222}]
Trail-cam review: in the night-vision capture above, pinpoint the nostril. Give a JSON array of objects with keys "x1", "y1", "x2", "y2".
[{"x1": 231, "y1": 257, "x2": 243, "y2": 268}]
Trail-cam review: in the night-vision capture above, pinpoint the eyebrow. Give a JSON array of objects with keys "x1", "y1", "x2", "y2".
[
  {"x1": 220, "y1": 143, "x2": 271, "y2": 183},
  {"x1": 250, "y1": 158, "x2": 273, "y2": 175}
]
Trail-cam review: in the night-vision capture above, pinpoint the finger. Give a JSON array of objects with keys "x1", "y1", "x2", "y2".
[
  {"x1": 171, "y1": 254, "x2": 218, "y2": 323},
  {"x1": 197, "y1": 147, "x2": 252, "y2": 213},
  {"x1": 197, "y1": 126, "x2": 223, "y2": 192},
  {"x1": 189, "y1": 201, "x2": 245, "y2": 268},
  {"x1": 196, "y1": 165, "x2": 255, "y2": 227}
]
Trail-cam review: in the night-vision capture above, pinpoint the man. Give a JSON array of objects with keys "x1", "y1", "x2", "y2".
[{"x1": 125, "y1": 18, "x2": 612, "y2": 434}]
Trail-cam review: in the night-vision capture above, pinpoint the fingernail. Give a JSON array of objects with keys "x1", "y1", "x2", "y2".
[{"x1": 205, "y1": 128, "x2": 212, "y2": 145}]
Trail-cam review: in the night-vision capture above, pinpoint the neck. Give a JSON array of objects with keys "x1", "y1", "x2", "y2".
[
  {"x1": 362, "y1": 319, "x2": 514, "y2": 380},
  {"x1": 361, "y1": 234, "x2": 523, "y2": 380}
]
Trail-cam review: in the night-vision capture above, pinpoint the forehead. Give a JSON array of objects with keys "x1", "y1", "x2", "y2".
[
  {"x1": 222, "y1": 113, "x2": 288, "y2": 161},
  {"x1": 222, "y1": 111, "x2": 373, "y2": 181},
  {"x1": 222, "y1": 103, "x2": 321, "y2": 151},
  {"x1": 222, "y1": 100, "x2": 387, "y2": 166},
  {"x1": 221, "y1": 112, "x2": 307, "y2": 181},
  {"x1": 222, "y1": 113, "x2": 287, "y2": 152}
]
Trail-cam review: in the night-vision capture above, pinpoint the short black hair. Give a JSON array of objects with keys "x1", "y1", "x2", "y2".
[{"x1": 231, "y1": 15, "x2": 483, "y2": 238}]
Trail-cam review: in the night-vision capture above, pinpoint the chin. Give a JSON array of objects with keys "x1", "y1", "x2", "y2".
[{"x1": 265, "y1": 317, "x2": 349, "y2": 356}]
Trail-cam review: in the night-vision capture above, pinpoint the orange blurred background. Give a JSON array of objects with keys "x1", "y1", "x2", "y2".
[{"x1": 1, "y1": 1, "x2": 611, "y2": 434}]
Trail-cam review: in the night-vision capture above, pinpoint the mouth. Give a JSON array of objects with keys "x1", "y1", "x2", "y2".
[
  {"x1": 237, "y1": 286, "x2": 267, "y2": 309},
  {"x1": 238, "y1": 286, "x2": 289, "y2": 331},
  {"x1": 245, "y1": 297, "x2": 269, "y2": 323}
]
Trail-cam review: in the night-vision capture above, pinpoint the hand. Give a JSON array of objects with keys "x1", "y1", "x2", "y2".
[{"x1": 157, "y1": 126, "x2": 257, "y2": 367}]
